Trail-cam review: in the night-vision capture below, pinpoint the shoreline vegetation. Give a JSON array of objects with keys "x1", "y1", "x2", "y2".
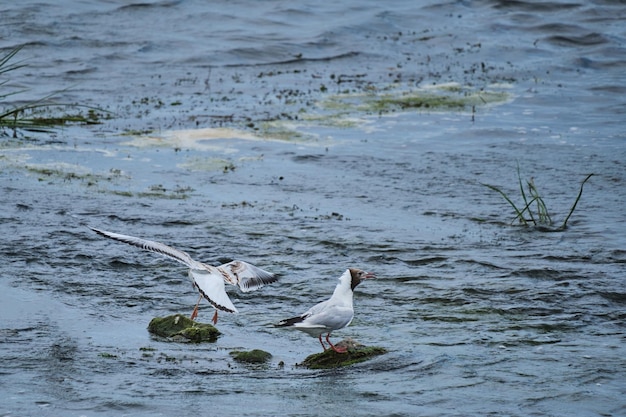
[
  {"x1": 0, "y1": 45, "x2": 106, "y2": 138},
  {"x1": 482, "y1": 164, "x2": 593, "y2": 230}
]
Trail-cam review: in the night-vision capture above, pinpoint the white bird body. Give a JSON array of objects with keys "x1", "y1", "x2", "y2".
[
  {"x1": 276, "y1": 268, "x2": 374, "y2": 353},
  {"x1": 90, "y1": 227, "x2": 277, "y2": 323}
]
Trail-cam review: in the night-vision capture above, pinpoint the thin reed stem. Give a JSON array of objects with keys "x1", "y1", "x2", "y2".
[{"x1": 561, "y1": 173, "x2": 594, "y2": 229}]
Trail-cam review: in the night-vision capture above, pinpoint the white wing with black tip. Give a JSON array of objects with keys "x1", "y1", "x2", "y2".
[
  {"x1": 90, "y1": 226, "x2": 277, "y2": 316},
  {"x1": 218, "y1": 260, "x2": 278, "y2": 292},
  {"x1": 189, "y1": 269, "x2": 238, "y2": 313},
  {"x1": 89, "y1": 227, "x2": 204, "y2": 270}
]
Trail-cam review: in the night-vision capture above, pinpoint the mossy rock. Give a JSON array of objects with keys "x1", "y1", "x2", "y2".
[
  {"x1": 298, "y1": 339, "x2": 387, "y2": 369},
  {"x1": 147, "y1": 314, "x2": 220, "y2": 343},
  {"x1": 230, "y1": 349, "x2": 273, "y2": 364}
]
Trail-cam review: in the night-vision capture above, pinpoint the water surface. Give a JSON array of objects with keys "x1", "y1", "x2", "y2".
[{"x1": 1, "y1": 1, "x2": 625, "y2": 416}]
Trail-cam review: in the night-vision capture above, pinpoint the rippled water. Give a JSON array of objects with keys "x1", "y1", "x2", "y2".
[{"x1": 1, "y1": 1, "x2": 625, "y2": 416}]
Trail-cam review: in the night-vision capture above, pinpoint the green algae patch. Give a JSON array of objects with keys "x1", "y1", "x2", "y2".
[
  {"x1": 298, "y1": 339, "x2": 387, "y2": 369},
  {"x1": 254, "y1": 120, "x2": 324, "y2": 143},
  {"x1": 108, "y1": 184, "x2": 194, "y2": 200},
  {"x1": 298, "y1": 112, "x2": 363, "y2": 129},
  {"x1": 230, "y1": 349, "x2": 273, "y2": 364},
  {"x1": 147, "y1": 314, "x2": 220, "y2": 343},
  {"x1": 320, "y1": 84, "x2": 510, "y2": 115},
  {"x1": 24, "y1": 162, "x2": 98, "y2": 184}
]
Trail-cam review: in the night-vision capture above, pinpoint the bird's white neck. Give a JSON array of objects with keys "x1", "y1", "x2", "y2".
[{"x1": 329, "y1": 270, "x2": 354, "y2": 307}]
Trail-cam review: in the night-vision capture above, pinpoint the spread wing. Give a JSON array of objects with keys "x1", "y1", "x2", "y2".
[
  {"x1": 189, "y1": 270, "x2": 238, "y2": 313},
  {"x1": 218, "y1": 260, "x2": 278, "y2": 292},
  {"x1": 89, "y1": 227, "x2": 203, "y2": 269},
  {"x1": 90, "y1": 227, "x2": 275, "y2": 314}
]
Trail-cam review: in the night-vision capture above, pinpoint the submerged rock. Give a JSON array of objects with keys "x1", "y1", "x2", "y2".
[
  {"x1": 230, "y1": 349, "x2": 273, "y2": 364},
  {"x1": 298, "y1": 339, "x2": 387, "y2": 369},
  {"x1": 147, "y1": 314, "x2": 220, "y2": 343}
]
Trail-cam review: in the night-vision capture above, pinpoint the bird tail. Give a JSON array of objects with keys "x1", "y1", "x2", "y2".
[{"x1": 275, "y1": 316, "x2": 305, "y2": 327}]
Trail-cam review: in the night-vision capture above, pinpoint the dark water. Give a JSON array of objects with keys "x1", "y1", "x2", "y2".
[{"x1": 1, "y1": 1, "x2": 625, "y2": 416}]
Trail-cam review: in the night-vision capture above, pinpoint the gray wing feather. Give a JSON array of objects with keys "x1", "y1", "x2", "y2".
[
  {"x1": 218, "y1": 260, "x2": 278, "y2": 292},
  {"x1": 90, "y1": 227, "x2": 203, "y2": 269}
]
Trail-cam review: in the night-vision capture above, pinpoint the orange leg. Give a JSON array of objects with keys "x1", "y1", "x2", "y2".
[
  {"x1": 326, "y1": 333, "x2": 347, "y2": 353},
  {"x1": 190, "y1": 294, "x2": 203, "y2": 321},
  {"x1": 318, "y1": 334, "x2": 327, "y2": 351},
  {"x1": 212, "y1": 310, "x2": 219, "y2": 325}
]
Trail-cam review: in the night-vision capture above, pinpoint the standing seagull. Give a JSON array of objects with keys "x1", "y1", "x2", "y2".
[
  {"x1": 275, "y1": 268, "x2": 375, "y2": 353},
  {"x1": 90, "y1": 227, "x2": 277, "y2": 324}
]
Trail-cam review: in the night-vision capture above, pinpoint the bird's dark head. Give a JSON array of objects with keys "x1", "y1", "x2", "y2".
[{"x1": 348, "y1": 268, "x2": 376, "y2": 290}]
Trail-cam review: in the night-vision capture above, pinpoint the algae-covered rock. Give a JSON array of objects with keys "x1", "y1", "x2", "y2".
[
  {"x1": 230, "y1": 349, "x2": 273, "y2": 364},
  {"x1": 298, "y1": 339, "x2": 387, "y2": 369},
  {"x1": 147, "y1": 314, "x2": 220, "y2": 343}
]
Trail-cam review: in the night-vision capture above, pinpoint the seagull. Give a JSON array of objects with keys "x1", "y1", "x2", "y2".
[
  {"x1": 89, "y1": 227, "x2": 277, "y2": 324},
  {"x1": 275, "y1": 268, "x2": 375, "y2": 353}
]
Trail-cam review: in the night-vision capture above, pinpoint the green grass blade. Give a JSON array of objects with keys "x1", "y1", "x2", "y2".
[
  {"x1": 537, "y1": 197, "x2": 551, "y2": 224},
  {"x1": 518, "y1": 196, "x2": 542, "y2": 224},
  {"x1": 561, "y1": 173, "x2": 594, "y2": 229},
  {"x1": 482, "y1": 182, "x2": 528, "y2": 225},
  {"x1": 517, "y1": 163, "x2": 535, "y2": 224},
  {"x1": 527, "y1": 178, "x2": 552, "y2": 225},
  {"x1": 0, "y1": 45, "x2": 23, "y2": 66},
  {"x1": 0, "y1": 46, "x2": 27, "y2": 76}
]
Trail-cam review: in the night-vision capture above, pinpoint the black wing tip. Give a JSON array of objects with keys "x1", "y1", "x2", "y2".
[
  {"x1": 88, "y1": 226, "x2": 116, "y2": 239},
  {"x1": 88, "y1": 226, "x2": 131, "y2": 244},
  {"x1": 89, "y1": 227, "x2": 116, "y2": 240},
  {"x1": 255, "y1": 273, "x2": 279, "y2": 288},
  {"x1": 275, "y1": 316, "x2": 304, "y2": 327},
  {"x1": 240, "y1": 273, "x2": 279, "y2": 291},
  {"x1": 262, "y1": 273, "x2": 280, "y2": 283}
]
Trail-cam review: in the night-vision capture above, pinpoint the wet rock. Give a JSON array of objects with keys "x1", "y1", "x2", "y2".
[
  {"x1": 298, "y1": 339, "x2": 387, "y2": 369},
  {"x1": 230, "y1": 349, "x2": 273, "y2": 364},
  {"x1": 147, "y1": 314, "x2": 220, "y2": 343}
]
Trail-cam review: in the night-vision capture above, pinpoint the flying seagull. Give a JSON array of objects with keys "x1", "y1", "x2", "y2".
[
  {"x1": 275, "y1": 268, "x2": 375, "y2": 353},
  {"x1": 90, "y1": 227, "x2": 277, "y2": 324}
]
